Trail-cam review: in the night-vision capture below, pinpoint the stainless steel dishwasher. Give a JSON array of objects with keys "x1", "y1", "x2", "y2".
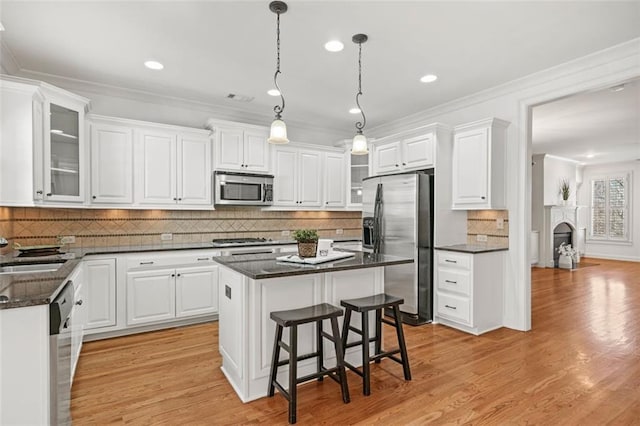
[{"x1": 50, "y1": 281, "x2": 74, "y2": 426}]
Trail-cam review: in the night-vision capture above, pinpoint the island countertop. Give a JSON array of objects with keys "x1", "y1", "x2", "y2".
[{"x1": 214, "y1": 250, "x2": 413, "y2": 280}]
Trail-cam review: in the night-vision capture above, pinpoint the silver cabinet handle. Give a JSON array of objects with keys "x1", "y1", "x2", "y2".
[
  {"x1": 36, "y1": 190, "x2": 43, "y2": 195},
  {"x1": 140, "y1": 261, "x2": 154, "y2": 265},
  {"x1": 445, "y1": 304, "x2": 457, "y2": 310},
  {"x1": 197, "y1": 257, "x2": 209, "y2": 261},
  {"x1": 445, "y1": 280, "x2": 457, "y2": 284},
  {"x1": 445, "y1": 259, "x2": 457, "y2": 263},
  {"x1": 76, "y1": 300, "x2": 83, "y2": 306}
]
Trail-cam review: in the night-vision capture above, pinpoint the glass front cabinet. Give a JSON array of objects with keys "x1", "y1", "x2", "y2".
[
  {"x1": 35, "y1": 89, "x2": 90, "y2": 203},
  {"x1": 341, "y1": 139, "x2": 372, "y2": 209}
]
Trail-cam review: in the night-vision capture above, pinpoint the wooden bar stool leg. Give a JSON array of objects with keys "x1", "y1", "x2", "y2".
[
  {"x1": 392, "y1": 305, "x2": 411, "y2": 381},
  {"x1": 316, "y1": 320, "x2": 324, "y2": 382},
  {"x1": 268, "y1": 324, "x2": 283, "y2": 397},
  {"x1": 361, "y1": 310, "x2": 371, "y2": 396},
  {"x1": 289, "y1": 325, "x2": 298, "y2": 424},
  {"x1": 374, "y1": 308, "x2": 382, "y2": 364},
  {"x1": 330, "y1": 316, "x2": 350, "y2": 403},
  {"x1": 341, "y1": 307, "x2": 352, "y2": 356}
]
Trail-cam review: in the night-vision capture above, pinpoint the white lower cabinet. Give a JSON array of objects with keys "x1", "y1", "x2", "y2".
[
  {"x1": 434, "y1": 249, "x2": 504, "y2": 335},
  {"x1": 69, "y1": 265, "x2": 86, "y2": 381},
  {"x1": 84, "y1": 258, "x2": 117, "y2": 331},
  {"x1": 127, "y1": 264, "x2": 218, "y2": 326}
]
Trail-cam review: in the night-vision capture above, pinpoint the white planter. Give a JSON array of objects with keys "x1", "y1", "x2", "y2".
[{"x1": 558, "y1": 254, "x2": 574, "y2": 269}]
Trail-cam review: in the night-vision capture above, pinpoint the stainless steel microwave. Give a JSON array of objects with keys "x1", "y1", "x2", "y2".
[{"x1": 214, "y1": 171, "x2": 274, "y2": 206}]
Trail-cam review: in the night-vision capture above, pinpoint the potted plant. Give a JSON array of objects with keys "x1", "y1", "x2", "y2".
[
  {"x1": 556, "y1": 242, "x2": 577, "y2": 269},
  {"x1": 293, "y1": 229, "x2": 318, "y2": 258},
  {"x1": 559, "y1": 179, "x2": 571, "y2": 205}
]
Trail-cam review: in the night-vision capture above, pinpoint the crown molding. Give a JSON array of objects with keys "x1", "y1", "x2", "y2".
[
  {"x1": 0, "y1": 40, "x2": 20, "y2": 75},
  {"x1": 87, "y1": 114, "x2": 211, "y2": 135},
  {"x1": 369, "y1": 37, "x2": 640, "y2": 138}
]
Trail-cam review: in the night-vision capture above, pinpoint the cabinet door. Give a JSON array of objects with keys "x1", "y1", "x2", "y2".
[
  {"x1": 348, "y1": 151, "x2": 369, "y2": 207},
  {"x1": 126, "y1": 269, "x2": 176, "y2": 326},
  {"x1": 215, "y1": 128, "x2": 244, "y2": 171},
  {"x1": 452, "y1": 128, "x2": 489, "y2": 206},
  {"x1": 402, "y1": 133, "x2": 434, "y2": 169},
  {"x1": 373, "y1": 141, "x2": 401, "y2": 175},
  {"x1": 177, "y1": 135, "x2": 212, "y2": 205},
  {"x1": 175, "y1": 265, "x2": 219, "y2": 318},
  {"x1": 70, "y1": 267, "x2": 85, "y2": 380},
  {"x1": 90, "y1": 123, "x2": 133, "y2": 204},
  {"x1": 243, "y1": 130, "x2": 270, "y2": 173},
  {"x1": 84, "y1": 258, "x2": 116, "y2": 330},
  {"x1": 137, "y1": 130, "x2": 177, "y2": 204},
  {"x1": 324, "y1": 152, "x2": 345, "y2": 208},
  {"x1": 43, "y1": 100, "x2": 85, "y2": 202},
  {"x1": 272, "y1": 146, "x2": 298, "y2": 206},
  {"x1": 298, "y1": 150, "x2": 322, "y2": 207}
]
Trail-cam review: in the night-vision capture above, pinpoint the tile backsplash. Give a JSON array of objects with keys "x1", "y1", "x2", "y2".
[
  {"x1": 0, "y1": 207, "x2": 12, "y2": 255},
  {"x1": 5, "y1": 207, "x2": 362, "y2": 250},
  {"x1": 466, "y1": 210, "x2": 509, "y2": 246}
]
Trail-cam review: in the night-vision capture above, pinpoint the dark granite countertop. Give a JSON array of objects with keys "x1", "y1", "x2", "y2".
[
  {"x1": 0, "y1": 239, "x2": 362, "y2": 310},
  {"x1": 214, "y1": 250, "x2": 413, "y2": 280},
  {"x1": 435, "y1": 244, "x2": 509, "y2": 254}
]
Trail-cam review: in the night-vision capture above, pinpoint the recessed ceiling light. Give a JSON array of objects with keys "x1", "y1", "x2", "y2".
[
  {"x1": 267, "y1": 89, "x2": 281, "y2": 96},
  {"x1": 610, "y1": 84, "x2": 625, "y2": 92},
  {"x1": 586, "y1": 154, "x2": 595, "y2": 158},
  {"x1": 144, "y1": 60, "x2": 164, "y2": 70},
  {"x1": 349, "y1": 108, "x2": 361, "y2": 114},
  {"x1": 324, "y1": 40, "x2": 344, "y2": 52},
  {"x1": 420, "y1": 74, "x2": 438, "y2": 83}
]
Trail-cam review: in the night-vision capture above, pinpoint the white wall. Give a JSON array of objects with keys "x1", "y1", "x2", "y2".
[
  {"x1": 542, "y1": 155, "x2": 578, "y2": 206},
  {"x1": 370, "y1": 38, "x2": 640, "y2": 331},
  {"x1": 578, "y1": 160, "x2": 640, "y2": 261}
]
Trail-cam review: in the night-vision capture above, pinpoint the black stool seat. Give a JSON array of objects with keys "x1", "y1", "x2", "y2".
[
  {"x1": 340, "y1": 293, "x2": 404, "y2": 312},
  {"x1": 341, "y1": 293, "x2": 411, "y2": 396},
  {"x1": 268, "y1": 303, "x2": 350, "y2": 424},
  {"x1": 271, "y1": 303, "x2": 343, "y2": 327}
]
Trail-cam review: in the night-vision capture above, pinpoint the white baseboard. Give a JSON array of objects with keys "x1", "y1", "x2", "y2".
[{"x1": 583, "y1": 253, "x2": 640, "y2": 262}]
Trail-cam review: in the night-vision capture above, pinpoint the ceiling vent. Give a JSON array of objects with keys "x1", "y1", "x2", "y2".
[{"x1": 226, "y1": 93, "x2": 254, "y2": 102}]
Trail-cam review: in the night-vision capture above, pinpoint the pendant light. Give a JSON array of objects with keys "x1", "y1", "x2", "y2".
[
  {"x1": 351, "y1": 34, "x2": 368, "y2": 155},
  {"x1": 268, "y1": 1, "x2": 289, "y2": 144}
]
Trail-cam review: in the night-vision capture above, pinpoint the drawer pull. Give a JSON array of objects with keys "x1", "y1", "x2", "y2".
[
  {"x1": 445, "y1": 259, "x2": 457, "y2": 263},
  {"x1": 445, "y1": 280, "x2": 457, "y2": 284},
  {"x1": 140, "y1": 261, "x2": 154, "y2": 265},
  {"x1": 197, "y1": 257, "x2": 209, "y2": 261},
  {"x1": 445, "y1": 304, "x2": 457, "y2": 310}
]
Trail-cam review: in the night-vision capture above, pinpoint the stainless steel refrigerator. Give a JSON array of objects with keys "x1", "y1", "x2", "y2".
[{"x1": 362, "y1": 171, "x2": 433, "y2": 325}]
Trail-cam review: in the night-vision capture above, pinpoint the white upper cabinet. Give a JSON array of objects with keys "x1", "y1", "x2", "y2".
[
  {"x1": 372, "y1": 132, "x2": 434, "y2": 176},
  {"x1": 272, "y1": 145, "x2": 322, "y2": 208},
  {"x1": 452, "y1": 118, "x2": 509, "y2": 210},
  {"x1": 90, "y1": 122, "x2": 133, "y2": 204},
  {"x1": 135, "y1": 127, "x2": 212, "y2": 207},
  {"x1": 323, "y1": 152, "x2": 346, "y2": 208},
  {"x1": 36, "y1": 87, "x2": 91, "y2": 204},
  {"x1": 214, "y1": 126, "x2": 270, "y2": 173}
]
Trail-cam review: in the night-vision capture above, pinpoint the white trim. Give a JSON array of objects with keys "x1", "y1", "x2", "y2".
[
  {"x1": 0, "y1": 40, "x2": 20, "y2": 75},
  {"x1": 583, "y1": 253, "x2": 640, "y2": 262},
  {"x1": 88, "y1": 114, "x2": 211, "y2": 136},
  {"x1": 544, "y1": 154, "x2": 583, "y2": 165}
]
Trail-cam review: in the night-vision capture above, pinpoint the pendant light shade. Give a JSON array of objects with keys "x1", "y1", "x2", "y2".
[
  {"x1": 351, "y1": 133, "x2": 368, "y2": 155},
  {"x1": 268, "y1": 1, "x2": 289, "y2": 144},
  {"x1": 351, "y1": 34, "x2": 368, "y2": 155},
  {"x1": 269, "y1": 119, "x2": 289, "y2": 144}
]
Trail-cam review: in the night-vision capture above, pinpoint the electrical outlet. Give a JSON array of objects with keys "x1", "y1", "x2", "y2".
[
  {"x1": 336, "y1": 229, "x2": 344, "y2": 235},
  {"x1": 160, "y1": 233, "x2": 173, "y2": 241},
  {"x1": 496, "y1": 218, "x2": 504, "y2": 230},
  {"x1": 476, "y1": 234, "x2": 488, "y2": 242},
  {"x1": 59, "y1": 236, "x2": 75, "y2": 244},
  {"x1": 281, "y1": 230, "x2": 290, "y2": 237}
]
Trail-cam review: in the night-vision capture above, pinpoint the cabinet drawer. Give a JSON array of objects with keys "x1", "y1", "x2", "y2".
[
  {"x1": 436, "y1": 269, "x2": 470, "y2": 296},
  {"x1": 437, "y1": 251, "x2": 471, "y2": 269},
  {"x1": 126, "y1": 253, "x2": 216, "y2": 270},
  {"x1": 436, "y1": 292, "x2": 471, "y2": 325}
]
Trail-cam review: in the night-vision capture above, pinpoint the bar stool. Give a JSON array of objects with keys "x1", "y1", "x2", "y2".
[
  {"x1": 340, "y1": 293, "x2": 411, "y2": 396},
  {"x1": 268, "y1": 303, "x2": 350, "y2": 424}
]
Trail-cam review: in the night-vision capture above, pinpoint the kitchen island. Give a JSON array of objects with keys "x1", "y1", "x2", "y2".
[{"x1": 214, "y1": 250, "x2": 413, "y2": 402}]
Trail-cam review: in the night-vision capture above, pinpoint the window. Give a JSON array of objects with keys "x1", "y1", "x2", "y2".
[{"x1": 589, "y1": 173, "x2": 631, "y2": 242}]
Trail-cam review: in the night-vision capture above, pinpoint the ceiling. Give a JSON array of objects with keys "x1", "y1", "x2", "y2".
[
  {"x1": 1, "y1": 1, "x2": 639, "y2": 139},
  {"x1": 532, "y1": 78, "x2": 640, "y2": 165}
]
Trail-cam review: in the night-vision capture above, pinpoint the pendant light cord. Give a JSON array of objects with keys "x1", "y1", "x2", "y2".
[
  {"x1": 273, "y1": 12, "x2": 285, "y2": 119},
  {"x1": 355, "y1": 41, "x2": 366, "y2": 133}
]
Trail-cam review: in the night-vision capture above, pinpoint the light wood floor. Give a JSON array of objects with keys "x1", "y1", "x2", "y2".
[{"x1": 71, "y1": 258, "x2": 640, "y2": 424}]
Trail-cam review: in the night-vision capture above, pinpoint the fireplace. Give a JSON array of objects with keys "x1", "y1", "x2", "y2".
[{"x1": 553, "y1": 222, "x2": 573, "y2": 267}]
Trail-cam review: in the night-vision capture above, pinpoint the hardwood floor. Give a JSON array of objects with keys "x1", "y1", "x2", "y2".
[{"x1": 71, "y1": 258, "x2": 640, "y2": 424}]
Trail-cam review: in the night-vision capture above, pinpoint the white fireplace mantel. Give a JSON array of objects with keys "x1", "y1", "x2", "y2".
[{"x1": 539, "y1": 205, "x2": 588, "y2": 268}]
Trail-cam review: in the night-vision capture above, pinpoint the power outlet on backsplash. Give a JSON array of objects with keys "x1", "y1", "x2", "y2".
[
  {"x1": 496, "y1": 218, "x2": 504, "y2": 230},
  {"x1": 161, "y1": 233, "x2": 173, "y2": 241},
  {"x1": 281, "y1": 230, "x2": 290, "y2": 237},
  {"x1": 476, "y1": 234, "x2": 488, "y2": 242},
  {"x1": 336, "y1": 229, "x2": 344, "y2": 235},
  {"x1": 59, "y1": 236, "x2": 76, "y2": 244}
]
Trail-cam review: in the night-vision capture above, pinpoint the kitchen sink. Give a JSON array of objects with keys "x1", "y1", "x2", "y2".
[{"x1": 0, "y1": 261, "x2": 66, "y2": 274}]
